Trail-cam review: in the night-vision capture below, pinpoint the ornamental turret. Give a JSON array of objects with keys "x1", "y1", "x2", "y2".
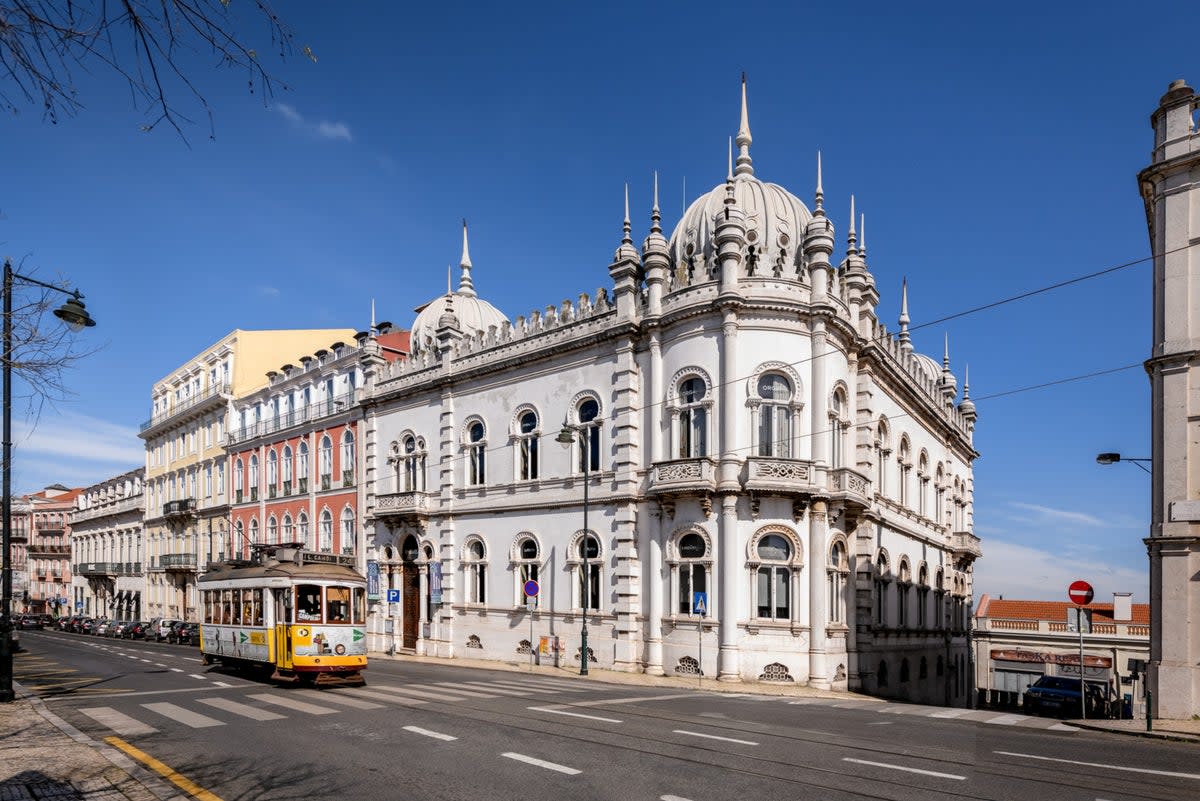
[
  {"x1": 609, "y1": 184, "x2": 642, "y2": 319},
  {"x1": 803, "y1": 152, "x2": 835, "y2": 301},
  {"x1": 713, "y1": 137, "x2": 747, "y2": 298},
  {"x1": 642, "y1": 172, "x2": 670, "y2": 316}
]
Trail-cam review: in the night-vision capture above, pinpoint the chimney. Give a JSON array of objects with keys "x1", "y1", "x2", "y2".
[{"x1": 1113, "y1": 592, "x2": 1133, "y2": 622}]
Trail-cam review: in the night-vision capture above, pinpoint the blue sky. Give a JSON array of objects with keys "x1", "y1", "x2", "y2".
[{"x1": 4, "y1": 1, "x2": 1190, "y2": 603}]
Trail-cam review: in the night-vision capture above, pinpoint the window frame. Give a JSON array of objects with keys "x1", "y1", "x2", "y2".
[{"x1": 748, "y1": 528, "x2": 803, "y2": 623}]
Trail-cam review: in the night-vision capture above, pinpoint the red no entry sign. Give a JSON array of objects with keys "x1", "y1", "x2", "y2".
[{"x1": 1068, "y1": 580, "x2": 1094, "y2": 606}]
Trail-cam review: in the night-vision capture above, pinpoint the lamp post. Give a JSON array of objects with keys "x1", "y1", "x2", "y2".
[
  {"x1": 1095, "y1": 453, "x2": 1151, "y2": 475},
  {"x1": 557, "y1": 421, "x2": 590, "y2": 676},
  {"x1": 1, "y1": 259, "x2": 96, "y2": 703}
]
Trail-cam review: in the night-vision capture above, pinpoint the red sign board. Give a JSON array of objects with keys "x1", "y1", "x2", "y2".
[{"x1": 1068, "y1": 580, "x2": 1094, "y2": 606}]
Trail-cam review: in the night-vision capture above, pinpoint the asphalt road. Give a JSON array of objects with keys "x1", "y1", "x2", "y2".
[{"x1": 12, "y1": 628, "x2": 1199, "y2": 801}]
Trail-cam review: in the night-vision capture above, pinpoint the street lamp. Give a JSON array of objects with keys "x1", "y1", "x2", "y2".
[
  {"x1": 1095, "y1": 452, "x2": 1151, "y2": 475},
  {"x1": 556, "y1": 420, "x2": 591, "y2": 676},
  {"x1": 1, "y1": 258, "x2": 96, "y2": 703}
]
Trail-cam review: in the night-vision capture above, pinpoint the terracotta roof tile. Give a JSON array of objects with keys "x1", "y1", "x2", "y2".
[{"x1": 981, "y1": 598, "x2": 1149, "y2": 625}]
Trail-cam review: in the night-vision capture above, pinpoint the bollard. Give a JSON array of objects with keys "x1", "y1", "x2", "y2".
[{"x1": 1146, "y1": 690, "x2": 1153, "y2": 732}]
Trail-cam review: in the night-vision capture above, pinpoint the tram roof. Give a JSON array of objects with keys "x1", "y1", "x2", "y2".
[{"x1": 198, "y1": 560, "x2": 364, "y2": 585}]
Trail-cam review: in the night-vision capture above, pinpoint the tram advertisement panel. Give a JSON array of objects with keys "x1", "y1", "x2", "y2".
[
  {"x1": 204, "y1": 626, "x2": 271, "y2": 663},
  {"x1": 291, "y1": 625, "x2": 366, "y2": 657}
]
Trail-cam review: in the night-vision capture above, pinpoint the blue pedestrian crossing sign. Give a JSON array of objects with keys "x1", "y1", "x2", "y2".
[
  {"x1": 691, "y1": 592, "x2": 707, "y2": 617},
  {"x1": 386, "y1": 589, "x2": 401, "y2": 603}
]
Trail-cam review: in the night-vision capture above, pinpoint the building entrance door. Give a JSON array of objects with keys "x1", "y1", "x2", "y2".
[{"x1": 402, "y1": 567, "x2": 420, "y2": 649}]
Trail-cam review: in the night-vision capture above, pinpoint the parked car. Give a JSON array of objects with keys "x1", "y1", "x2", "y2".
[
  {"x1": 17, "y1": 615, "x2": 41, "y2": 630},
  {"x1": 150, "y1": 618, "x2": 182, "y2": 642},
  {"x1": 1023, "y1": 676, "x2": 1114, "y2": 718},
  {"x1": 108, "y1": 621, "x2": 128, "y2": 638},
  {"x1": 93, "y1": 619, "x2": 111, "y2": 637},
  {"x1": 123, "y1": 621, "x2": 149, "y2": 640},
  {"x1": 177, "y1": 623, "x2": 201, "y2": 646},
  {"x1": 57, "y1": 616, "x2": 76, "y2": 631},
  {"x1": 76, "y1": 617, "x2": 97, "y2": 635},
  {"x1": 165, "y1": 621, "x2": 189, "y2": 644}
]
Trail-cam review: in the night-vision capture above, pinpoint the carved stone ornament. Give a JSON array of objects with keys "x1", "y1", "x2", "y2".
[
  {"x1": 792, "y1": 497, "x2": 808, "y2": 523},
  {"x1": 750, "y1": 496, "x2": 760, "y2": 520},
  {"x1": 700, "y1": 495, "x2": 713, "y2": 519},
  {"x1": 661, "y1": 499, "x2": 676, "y2": 520},
  {"x1": 757, "y1": 460, "x2": 809, "y2": 480},
  {"x1": 657, "y1": 460, "x2": 702, "y2": 481}
]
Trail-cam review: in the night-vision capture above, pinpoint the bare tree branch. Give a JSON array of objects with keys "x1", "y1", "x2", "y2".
[{"x1": 0, "y1": 1, "x2": 308, "y2": 139}]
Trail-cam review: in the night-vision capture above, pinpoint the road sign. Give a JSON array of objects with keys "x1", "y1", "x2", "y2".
[
  {"x1": 692, "y1": 591, "x2": 707, "y2": 617},
  {"x1": 1068, "y1": 580, "x2": 1094, "y2": 605},
  {"x1": 523, "y1": 580, "x2": 540, "y2": 598},
  {"x1": 386, "y1": 589, "x2": 400, "y2": 603}
]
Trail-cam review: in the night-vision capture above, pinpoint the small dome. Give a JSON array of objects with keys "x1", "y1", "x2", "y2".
[
  {"x1": 912, "y1": 353, "x2": 942, "y2": 383},
  {"x1": 668, "y1": 173, "x2": 812, "y2": 277},
  {"x1": 411, "y1": 292, "x2": 506, "y2": 350}
]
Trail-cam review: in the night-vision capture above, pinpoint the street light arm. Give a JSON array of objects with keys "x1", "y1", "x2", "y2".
[{"x1": 6, "y1": 266, "x2": 86, "y2": 300}]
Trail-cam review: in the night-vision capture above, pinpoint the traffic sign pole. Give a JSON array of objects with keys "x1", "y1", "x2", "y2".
[
  {"x1": 524, "y1": 580, "x2": 540, "y2": 673},
  {"x1": 1068, "y1": 580, "x2": 1094, "y2": 720}
]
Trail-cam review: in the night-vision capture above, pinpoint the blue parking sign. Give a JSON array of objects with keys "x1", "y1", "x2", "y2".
[
  {"x1": 386, "y1": 589, "x2": 400, "y2": 603},
  {"x1": 692, "y1": 592, "x2": 707, "y2": 617}
]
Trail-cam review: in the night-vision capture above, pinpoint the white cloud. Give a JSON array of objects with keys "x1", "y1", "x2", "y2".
[
  {"x1": 257, "y1": 285, "x2": 281, "y2": 297},
  {"x1": 13, "y1": 412, "x2": 143, "y2": 464},
  {"x1": 972, "y1": 539, "x2": 1147, "y2": 604},
  {"x1": 273, "y1": 103, "x2": 352, "y2": 143},
  {"x1": 1008, "y1": 501, "x2": 1107, "y2": 528}
]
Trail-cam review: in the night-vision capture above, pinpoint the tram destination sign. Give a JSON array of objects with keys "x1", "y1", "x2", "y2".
[{"x1": 299, "y1": 550, "x2": 357, "y2": 567}]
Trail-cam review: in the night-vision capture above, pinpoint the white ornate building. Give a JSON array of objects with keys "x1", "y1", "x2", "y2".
[
  {"x1": 359, "y1": 82, "x2": 980, "y2": 700},
  {"x1": 70, "y1": 469, "x2": 145, "y2": 620},
  {"x1": 1140, "y1": 78, "x2": 1200, "y2": 719}
]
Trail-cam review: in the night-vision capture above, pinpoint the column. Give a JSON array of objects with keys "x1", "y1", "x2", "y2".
[
  {"x1": 646, "y1": 504, "x2": 665, "y2": 675},
  {"x1": 717, "y1": 307, "x2": 741, "y2": 681},
  {"x1": 808, "y1": 500, "x2": 829, "y2": 689}
]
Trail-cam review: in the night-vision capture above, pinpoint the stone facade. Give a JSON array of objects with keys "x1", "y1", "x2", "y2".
[
  {"x1": 69, "y1": 469, "x2": 145, "y2": 620},
  {"x1": 1140, "y1": 78, "x2": 1200, "y2": 719},
  {"x1": 359, "y1": 83, "x2": 981, "y2": 700}
]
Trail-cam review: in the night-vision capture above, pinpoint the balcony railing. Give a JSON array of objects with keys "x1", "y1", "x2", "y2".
[
  {"x1": 250, "y1": 487, "x2": 258, "y2": 502},
  {"x1": 161, "y1": 553, "x2": 198, "y2": 571},
  {"x1": 235, "y1": 489, "x2": 243, "y2": 503},
  {"x1": 826, "y1": 466, "x2": 873, "y2": 499},
  {"x1": 342, "y1": 469, "x2": 354, "y2": 487},
  {"x1": 374, "y1": 491, "x2": 435, "y2": 518},
  {"x1": 950, "y1": 531, "x2": 982, "y2": 561},
  {"x1": 647, "y1": 457, "x2": 717, "y2": 496},
  {"x1": 224, "y1": 392, "x2": 357, "y2": 445},
  {"x1": 71, "y1": 494, "x2": 144, "y2": 523},
  {"x1": 981, "y1": 617, "x2": 1150, "y2": 639},
  {"x1": 298, "y1": 477, "x2": 308, "y2": 494},
  {"x1": 282, "y1": 480, "x2": 292, "y2": 496},
  {"x1": 320, "y1": 475, "x2": 331, "y2": 491},
  {"x1": 163, "y1": 498, "x2": 197, "y2": 518},
  {"x1": 744, "y1": 456, "x2": 815, "y2": 495},
  {"x1": 27, "y1": 542, "x2": 71, "y2": 556},
  {"x1": 77, "y1": 562, "x2": 120, "y2": 577},
  {"x1": 141, "y1": 381, "x2": 230, "y2": 432}
]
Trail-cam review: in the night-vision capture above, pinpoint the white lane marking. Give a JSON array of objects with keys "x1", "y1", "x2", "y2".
[
  {"x1": 78, "y1": 707, "x2": 158, "y2": 736},
  {"x1": 673, "y1": 730, "x2": 758, "y2": 746},
  {"x1": 295, "y1": 689, "x2": 385, "y2": 710},
  {"x1": 456, "y1": 682, "x2": 533, "y2": 696},
  {"x1": 928, "y1": 709, "x2": 972, "y2": 718},
  {"x1": 246, "y1": 692, "x2": 338, "y2": 716},
  {"x1": 984, "y1": 714, "x2": 1027, "y2": 726},
  {"x1": 993, "y1": 751, "x2": 1200, "y2": 780},
  {"x1": 370, "y1": 683, "x2": 481, "y2": 702},
  {"x1": 501, "y1": 752, "x2": 581, "y2": 775},
  {"x1": 429, "y1": 683, "x2": 498, "y2": 698},
  {"x1": 528, "y1": 706, "x2": 622, "y2": 723},
  {"x1": 188, "y1": 673, "x2": 209, "y2": 681},
  {"x1": 139, "y1": 659, "x2": 153, "y2": 663},
  {"x1": 169, "y1": 668, "x2": 184, "y2": 673},
  {"x1": 197, "y1": 697, "x2": 286, "y2": 721},
  {"x1": 403, "y1": 725, "x2": 457, "y2": 741},
  {"x1": 154, "y1": 664, "x2": 167, "y2": 668},
  {"x1": 842, "y1": 757, "x2": 966, "y2": 781},
  {"x1": 342, "y1": 687, "x2": 429, "y2": 707},
  {"x1": 141, "y1": 702, "x2": 224, "y2": 728},
  {"x1": 1048, "y1": 723, "x2": 1079, "y2": 732},
  {"x1": 212, "y1": 681, "x2": 232, "y2": 688},
  {"x1": 867, "y1": 721, "x2": 894, "y2": 726},
  {"x1": 661, "y1": 796, "x2": 694, "y2": 801},
  {"x1": 571, "y1": 693, "x2": 694, "y2": 707},
  {"x1": 182, "y1": 657, "x2": 202, "y2": 662}
]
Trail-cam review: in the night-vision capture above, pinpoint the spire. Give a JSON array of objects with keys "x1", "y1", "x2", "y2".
[
  {"x1": 371, "y1": 298, "x2": 376, "y2": 332},
  {"x1": 941, "y1": 332, "x2": 958, "y2": 400},
  {"x1": 859, "y1": 213, "x2": 867, "y2": 257},
  {"x1": 814, "y1": 151, "x2": 824, "y2": 213},
  {"x1": 734, "y1": 73, "x2": 754, "y2": 177},
  {"x1": 458, "y1": 219, "x2": 476, "y2": 297},
  {"x1": 846, "y1": 195, "x2": 858, "y2": 253},
  {"x1": 943, "y1": 331, "x2": 950, "y2": 369},
  {"x1": 724, "y1": 137, "x2": 737, "y2": 207},
  {"x1": 623, "y1": 183, "x2": 633, "y2": 246},
  {"x1": 960, "y1": 364, "x2": 977, "y2": 419},
  {"x1": 898, "y1": 278, "x2": 912, "y2": 352},
  {"x1": 963, "y1": 364, "x2": 971, "y2": 399},
  {"x1": 650, "y1": 171, "x2": 662, "y2": 235}
]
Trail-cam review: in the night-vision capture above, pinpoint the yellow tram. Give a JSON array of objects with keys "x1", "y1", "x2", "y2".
[{"x1": 197, "y1": 545, "x2": 367, "y2": 686}]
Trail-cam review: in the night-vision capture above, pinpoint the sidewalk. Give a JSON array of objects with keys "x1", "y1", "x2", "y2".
[
  {"x1": 0, "y1": 693, "x2": 180, "y2": 801},
  {"x1": 1069, "y1": 716, "x2": 1200, "y2": 743}
]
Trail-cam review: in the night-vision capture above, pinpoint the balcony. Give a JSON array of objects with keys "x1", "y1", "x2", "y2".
[
  {"x1": 373, "y1": 491, "x2": 435, "y2": 526},
  {"x1": 743, "y1": 456, "x2": 816, "y2": 495},
  {"x1": 77, "y1": 562, "x2": 120, "y2": 577},
  {"x1": 298, "y1": 477, "x2": 308, "y2": 494},
  {"x1": 140, "y1": 381, "x2": 230, "y2": 435},
  {"x1": 647, "y1": 458, "x2": 717, "y2": 496},
  {"x1": 826, "y1": 467, "x2": 873, "y2": 505},
  {"x1": 282, "y1": 480, "x2": 292, "y2": 496},
  {"x1": 71, "y1": 494, "x2": 144, "y2": 523},
  {"x1": 981, "y1": 617, "x2": 1150, "y2": 640},
  {"x1": 342, "y1": 469, "x2": 354, "y2": 488},
  {"x1": 35, "y1": 521, "x2": 65, "y2": 534},
  {"x1": 161, "y1": 553, "x2": 198, "y2": 572},
  {"x1": 27, "y1": 542, "x2": 71, "y2": 557},
  {"x1": 950, "y1": 531, "x2": 982, "y2": 563},
  {"x1": 163, "y1": 498, "x2": 197, "y2": 519},
  {"x1": 224, "y1": 391, "x2": 357, "y2": 446}
]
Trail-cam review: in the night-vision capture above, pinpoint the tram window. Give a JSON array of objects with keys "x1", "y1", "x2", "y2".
[
  {"x1": 221, "y1": 589, "x2": 232, "y2": 625},
  {"x1": 231, "y1": 590, "x2": 242, "y2": 626},
  {"x1": 241, "y1": 589, "x2": 254, "y2": 625},
  {"x1": 327, "y1": 587, "x2": 350, "y2": 623},
  {"x1": 353, "y1": 587, "x2": 366, "y2": 625},
  {"x1": 203, "y1": 591, "x2": 211, "y2": 624},
  {"x1": 297, "y1": 585, "x2": 323, "y2": 622},
  {"x1": 253, "y1": 589, "x2": 264, "y2": 626}
]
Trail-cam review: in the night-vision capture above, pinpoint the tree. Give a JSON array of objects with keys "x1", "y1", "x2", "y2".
[{"x1": 0, "y1": 1, "x2": 311, "y2": 137}]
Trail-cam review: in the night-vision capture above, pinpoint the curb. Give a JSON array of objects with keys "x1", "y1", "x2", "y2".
[{"x1": 1068, "y1": 719, "x2": 1200, "y2": 744}]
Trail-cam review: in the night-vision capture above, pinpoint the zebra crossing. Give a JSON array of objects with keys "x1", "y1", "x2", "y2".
[
  {"x1": 72, "y1": 675, "x2": 593, "y2": 737},
  {"x1": 774, "y1": 696, "x2": 1080, "y2": 732}
]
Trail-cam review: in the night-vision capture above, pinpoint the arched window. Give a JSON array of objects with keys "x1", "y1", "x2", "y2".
[
  {"x1": 897, "y1": 559, "x2": 912, "y2": 627},
  {"x1": 756, "y1": 374, "x2": 793, "y2": 457},
  {"x1": 829, "y1": 387, "x2": 848, "y2": 469},
  {"x1": 919, "y1": 655, "x2": 929, "y2": 679},
  {"x1": 298, "y1": 440, "x2": 310, "y2": 491},
  {"x1": 248, "y1": 454, "x2": 259, "y2": 500},
  {"x1": 249, "y1": 517, "x2": 259, "y2": 544},
  {"x1": 466, "y1": 420, "x2": 486, "y2": 485},
  {"x1": 828, "y1": 540, "x2": 849, "y2": 624},
  {"x1": 673, "y1": 531, "x2": 709, "y2": 615},
  {"x1": 577, "y1": 398, "x2": 601, "y2": 472},
  {"x1": 282, "y1": 514, "x2": 293, "y2": 543},
  {"x1": 917, "y1": 565, "x2": 930, "y2": 628},
  {"x1": 751, "y1": 531, "x2": 800, "y2": 620},
  {"x1": 572, "y1": 533, "x2": 602, "y2": 611},
  {"x1": 319, "y1": 436, "x2": 333, "y2": 490},
  {"x1": 900, "y1": 658, "x2": 911, "y2": 683},
  {"x1": 917, "y1": 451, "x2": 929, "y2": 517},
  {"x1": 297, "y1": 511, "x2": 311, "y2": 550},
  {"x1": 267, "y1": 515, "x2": 278, "y2": 543},
  {"x1": 935, "y1": 464, "x2": 945, "y2": 525},
  {"x1": 234, "y1": 458, "x2": 244, "y2": 501},
  {"x1": 267, "y1": 450, "x2": 278, "y2": 498},
  {"x1": 235, "y1": 520, "x2": 244, "y2": 553},
  {"x1": 878, "y1": 660, "x2": 889, "y2": 689},
  {"x1": 399, "y1": 435, "x2": 426, "y2": 492},
  {"x1": 898, "y1": 438, "x2": 911, "y2": 507},
  {"x1": 319, "y1": 509, "x2": 333, "y2": 552},
  {"x1": 935, "y1": 568, "x2": 946, "y2": 630},
  {"x1": 282, "y1": 445, "x2": 293, "y2": 494},
  {"x1": 677, "y1": 377, "x2": 708, "y2": 458},
  {"x1": 341, "y1": 431, "x2": 355, "y2": 487},
  {"x1": 463, "y1": 538, "x2": 487, "y2": 604},
  {"x1": 513, "y1": 535, "x2": 540, "y2": 608},
  {"x1": 516, "y1": 411, "x2": 539, "y2": 481},
  {"x1": 339, "y1": 507, "x2": 355, "y2": 555},
  {"x1": 875, "y1": 419, "x2": 890, "y2": 496},
  {"x1": 874, "y1": 553, "x2": 890, "y2": 626}
]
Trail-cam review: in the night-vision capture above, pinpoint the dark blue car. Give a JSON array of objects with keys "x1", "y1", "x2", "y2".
[{"x1": 1023, "y1": 676, "x2": 1112, "y2": 718}]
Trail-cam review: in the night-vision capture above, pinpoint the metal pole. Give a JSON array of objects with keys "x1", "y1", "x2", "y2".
[
  {"x1": 1, "y1": 261, "x2": 14, "y2": 702},
  {"x1": 1079, "y1": 609, "x2": 1086, "y2": 720},
  {"x1": 580, "y1": 429, "x2": 589, "y2": 677},
  {"x1": 698, "y1": 612, "x2": 702, "y2": 689},
  {"x1": 529, "y1": 599, "x2": 534, "y2": 673}
]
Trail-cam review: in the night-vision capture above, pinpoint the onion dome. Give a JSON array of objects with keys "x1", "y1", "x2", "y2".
[{"x1": 411, "y1": 221, "x2": 507, "y2": 350}]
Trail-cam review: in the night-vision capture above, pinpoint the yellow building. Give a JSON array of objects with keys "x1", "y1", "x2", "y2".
[{"x1": 138, "y1": 328, "x2": 355, "y2": 622}]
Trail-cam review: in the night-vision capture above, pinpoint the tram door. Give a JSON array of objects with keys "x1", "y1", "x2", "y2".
[
  {"x1": 273, "y1": 588, "x2": 292, "y2": 669},
  {"x1": 402, "y1": 567, "x2": 420, "y2": 649}
]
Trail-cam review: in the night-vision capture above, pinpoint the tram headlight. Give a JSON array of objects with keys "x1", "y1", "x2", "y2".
[{"x1": 335, "y1": 644, "x2": 346, "y2": 655}]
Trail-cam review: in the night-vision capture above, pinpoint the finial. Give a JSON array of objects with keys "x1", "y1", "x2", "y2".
[
  {"x1": 650, "y1": 171, "x2": 662, "y2": 235},
  {"x1": 724, "y1": 137, "x2": 737, "y2": 207},
  {"x1": 727, "y1": 136, "x2": 734, "y2": 181},
  {"x1": 943, "y1": 331, "x2": 950, "y2": 369},
  {"x1": 963, "y1": 364, "x2": 971, "y2": 399},
  {"x1": 447, "y1": 264, "x2": 452, "y2": 295},
  {"x1": 898, "y1": 278, "x2": 911, "y2": 350},
  {"x1": 847, "y1": 195, "x2": 857, "y2": 252},
  {"x1": 622, "y1": 183, "x2": 633, "y2": 246},
  {"x1": 859, "y1": 213, "x2": 866, "y2": 257},
  {"x1": 814, "y1": 151, "x2": 824, "y2": 212},
  {"x1": 371, "y1": 298, "x2": 376, "y2": 332},
  {"x1": 458, "y1": 219, "x2": 476, "y2": 297},
  {"x1": 734, "y1": 73, "x2": 754, "y2": 177}
]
